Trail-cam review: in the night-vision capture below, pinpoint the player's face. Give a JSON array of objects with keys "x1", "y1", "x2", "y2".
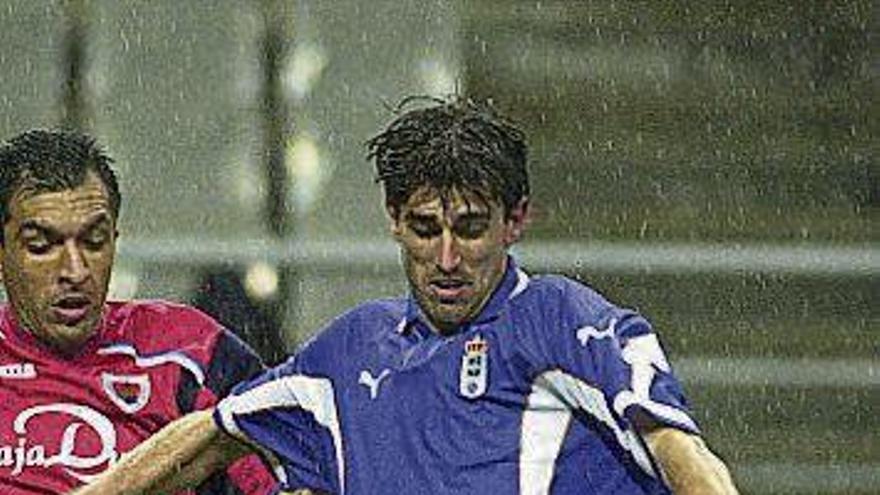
[
  {"x1": 0, "y1": 171, "x2": 117, "y2": 354},
  {"x1": 391, "y1": 187, "x2": 526, "y2": 334}
]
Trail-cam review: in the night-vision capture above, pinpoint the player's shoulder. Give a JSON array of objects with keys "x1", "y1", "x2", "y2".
[
  {"x1": 299, "y1": 298, "x2": 406, "y2": 351},
  {"x1": 517, "y1": 273, "x2": 616, "y2": 323},
  {"x1": 104, "y1": 299, "x2": 225, "y2": 349},
  {"x1": 340, "y1": 297, "x2": 407, "y2": 325},
  {"x1": 106, "y1": 299, "x2": 219, "y2": 328},
  {"x1": 524, "y1": 274, "x2": 653, "y2": 341},
  {"x1": 314, "y1": 297, "x2": 406, "y2": 340}
]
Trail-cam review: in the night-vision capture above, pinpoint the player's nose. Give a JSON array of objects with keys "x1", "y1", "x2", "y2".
[
  {"x1": 437, "y1": 230, "x2": 461, "y2": 274},
  {"x1": 59, "y1": 240, "x2": 89, "y2": 284}
]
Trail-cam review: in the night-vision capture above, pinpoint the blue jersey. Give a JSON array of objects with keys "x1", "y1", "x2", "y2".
[{"x1": 215, "y1": 258, "x2": 698, "y2": 494}]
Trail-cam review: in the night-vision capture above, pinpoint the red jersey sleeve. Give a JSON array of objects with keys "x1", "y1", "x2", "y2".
[{"x1": 123, "y1": 301, "x2": 279, "y2": 494}]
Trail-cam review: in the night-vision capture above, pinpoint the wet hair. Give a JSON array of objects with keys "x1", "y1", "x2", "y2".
[
  {"x1": 366, "y1": 96, "x2": 529, "y2": 218},
  {"x1": 0, "y1": 129, "x2": 121, "y2": 243}
]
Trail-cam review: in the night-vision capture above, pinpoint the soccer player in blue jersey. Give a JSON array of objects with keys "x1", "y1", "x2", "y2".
[{"x1": 75, "y1": 97, "x2": 739, "y2": 494}]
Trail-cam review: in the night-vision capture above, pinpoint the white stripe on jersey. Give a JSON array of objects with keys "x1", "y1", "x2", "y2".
[
  {"x1": 521, "y1": 370, "x2": 658, "y2": 495},
  {"x1": 612, "y1": 334, "x2": 699, "y2": 432},
  {"x1": 520, "y1": 374, "x2": 572, "y2": 494},
  {"x1": 217, "y1": 375, "x2": 345, "y2": 495},
  {"x1": 97, "y1": 344, "x2": 206, "y2": 385},
  {"x1": 510, "y1": 268, "x2": 531, "y2": 299}
]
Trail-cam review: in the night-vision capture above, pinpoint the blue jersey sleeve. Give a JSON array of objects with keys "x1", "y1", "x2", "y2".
[
  {"x1": 542, "y1": 278, "x2": 699, "y2": 434},
  {"x1": 509, "y1": 277, "x2": 699, "y2": 483},
  {"x1": 214, "y1": 353, "x2": 343, "y2": 494},
  {"x1": 576, "y1": 310, "x2": 698, "y2": 433}
]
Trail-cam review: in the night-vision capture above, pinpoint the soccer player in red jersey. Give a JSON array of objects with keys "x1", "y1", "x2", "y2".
[{"x1": 0, "y1": 130, "x2": 277, "y2": 494}]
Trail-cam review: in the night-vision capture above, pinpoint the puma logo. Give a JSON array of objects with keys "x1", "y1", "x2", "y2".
[
  {"x1": 576, "y1": 318, "x2": 618, "y2": 347},
  {"x1": 358, "y1": 369, "x2": 391, "y2": 399}
]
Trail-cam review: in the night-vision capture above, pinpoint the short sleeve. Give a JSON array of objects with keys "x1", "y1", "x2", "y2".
[
  {"x1": 214, "y1": 357, "x2": 343, "y2": 494},
  {"x1": 545, "y1": 283, "x2": 699, "y2": 434},
  {"x1": 519, "y1": 280, "x2": 698, "y2": 481},
  {"x1": 594, "y1": 313, "x2": 698, "y2": 433}
]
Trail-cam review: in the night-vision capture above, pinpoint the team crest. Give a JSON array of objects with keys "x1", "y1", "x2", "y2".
[
  {"x1": 459, "y1": 335, "x2": 489, "y2": 399},
  {"x1": 101, "y1": 372, "x2": 151, "y2": 414}
]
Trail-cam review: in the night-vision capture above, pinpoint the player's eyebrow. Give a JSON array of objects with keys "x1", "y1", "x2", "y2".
[
  {"x1": 404, "y1": 211, "x2": 441, "y2": 223},
  {"x1": 453, "y1": 210, "x2": 491, "y2": 221},
  {"x1": 18, "y1": 212, "x2": 112, "y2": 238},
  {"x1": 81, "y1": 212, "x2": 113, "y2": 232},
  {"x1": 18, "y1": 219, "x2": 58, "y2": 238}
]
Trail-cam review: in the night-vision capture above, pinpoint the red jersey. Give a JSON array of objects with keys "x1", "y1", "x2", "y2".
[{"x1": 0, "y1": 300, "x2": 277, "y2": 494}]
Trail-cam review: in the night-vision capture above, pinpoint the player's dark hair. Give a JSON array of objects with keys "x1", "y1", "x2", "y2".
[
  {"x1": 0, "y1": 129, "x2": 121, "y2": 243},
  {"x1": 367, "y1": 96, "x2": 529, "y2": 218}
]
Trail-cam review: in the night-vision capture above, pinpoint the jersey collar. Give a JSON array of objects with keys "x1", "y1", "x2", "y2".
[{"x1": 399, "y1": 256, "x2": 530, "y2": 336}]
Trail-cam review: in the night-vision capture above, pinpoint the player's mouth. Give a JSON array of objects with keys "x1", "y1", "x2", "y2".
[
  {"x1": 429, "y1": 279, "x2": 472, "y2": 302},
  {"x1": 50, "y1": 293, "x2": 92, "y2": 325}
]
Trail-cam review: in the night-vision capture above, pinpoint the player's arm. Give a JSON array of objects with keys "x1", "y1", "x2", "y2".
[
  {"x1": 71, "y1": 410, "x2": 245, "y2": 495},
  {"x1": 636, "y1": 414, "x2": 739, "y2": 495}
]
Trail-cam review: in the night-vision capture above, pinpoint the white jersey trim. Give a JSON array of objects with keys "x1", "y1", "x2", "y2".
[
  {"x1": 520, "y1": 373, "x2": 573, "y2": 494},
  {"x1": 97, "y1": 344, "x2": 206, "y2": 386},
  {"x1": 521, "y1": 369, "x2": 659, "y2": 494},
  {"x1": 510, "y1": 267, "x2": 531, "y2": 300},
  {"x1": 612, "y1": 334, "x2": 698, "y2": 432},
  {"x1": 217, "y1": 374, "x2": 346, "y2": 495}
]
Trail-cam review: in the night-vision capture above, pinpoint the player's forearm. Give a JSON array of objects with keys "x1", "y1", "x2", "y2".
[
  {"x1": 71, "y1": 410, "x2": 239, "y2": 495},
  {"x1": 646, "y1": 427, "x2": 739, "y2": 495},
  {"x1": 148, "y1": 429, "x2": 253, "y2": 494}
]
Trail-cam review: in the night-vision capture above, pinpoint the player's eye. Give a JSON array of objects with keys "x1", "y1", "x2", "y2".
[
  {"x1": 454, "y1": 218, "x2": 489, "y2": 240},
  {"x1": 82, "y1": 229, "x2": 109, "y2": 251},
  {"x1": 21, "y1": 229, "x2": 55, "y2": 255},
  {"x1": 409, "y1": 220, "x2": 442, "y2": 239},
  {"x1": 25, "y1": 238, "x2": 52, "y2": 255}
]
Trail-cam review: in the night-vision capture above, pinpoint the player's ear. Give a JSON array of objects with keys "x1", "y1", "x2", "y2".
[{"x1": 503, "y1": 197, "x2": 529, "y2": 246}]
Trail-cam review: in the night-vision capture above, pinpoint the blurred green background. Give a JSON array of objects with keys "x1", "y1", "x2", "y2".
[{"x1": 1, "y1": 1, "x2": 875, "y2": 493}]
